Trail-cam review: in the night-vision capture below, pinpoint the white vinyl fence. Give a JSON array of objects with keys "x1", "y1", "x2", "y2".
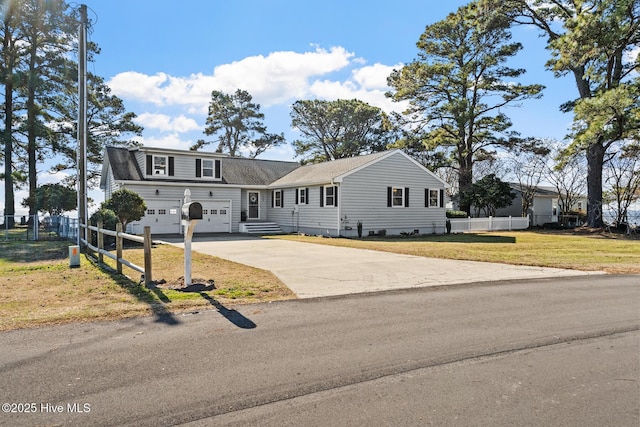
[{"x1": 449, "y1": 215, "x2": 530, "y2": 233}]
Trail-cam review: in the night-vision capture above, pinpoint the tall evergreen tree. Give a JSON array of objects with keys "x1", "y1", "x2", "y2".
[
  {"x1": 18, "y1": 0, "x2": 76, "y2": 217},
  {"x1": 484, "y1": 0, "x2": 640, "y2": 227},
  {"x1": 387, "y1": 2, "x2": 543, "y2": 215},
  {"x1": 0, "y1": 0, "x2": 25, "y2": 227},
  {"x1": 195, "y1": 89, "x2": 284, "y2": 158},
  {"x1": 1, "y1": 0, "x2": 142, "y2": 220},
  {"x1": 290, "y1": 98, "x2": 391, "y2": 163}
]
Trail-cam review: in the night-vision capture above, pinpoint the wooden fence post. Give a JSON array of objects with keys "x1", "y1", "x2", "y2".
[
  {"x1": 116, "y1": 222, "x2": 123, "y2": 274},
  {"x1": 97, "y1": 220, "x2": 104, "y2": 264},
  {"x1": 143, "y1": 226, "x2": 152, "y2": 286}
]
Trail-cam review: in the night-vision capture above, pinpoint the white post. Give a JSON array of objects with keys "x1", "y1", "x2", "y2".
[
  {"x1": 509, "y1": 215, "x2": 512, "y2": 231},
  {"x1": 182, "y1": 189, "x2": 197, "y2": 287},
  {"x1": 184, "y1": 222, "x2": 197, "y2": 287}
]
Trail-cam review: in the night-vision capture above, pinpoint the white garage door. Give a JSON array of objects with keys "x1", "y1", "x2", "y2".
[
  {"x1": 144, "y1": 200, "x2": 181, "y2": 234},
  {"x1": 194, "y1": 201, "x2": 231, "y2": 233}
]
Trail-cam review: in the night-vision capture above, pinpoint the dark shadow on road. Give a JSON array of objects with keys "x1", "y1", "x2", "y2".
[{"x1": 199, "y1": 292, "x2": 257, "y2": 329}]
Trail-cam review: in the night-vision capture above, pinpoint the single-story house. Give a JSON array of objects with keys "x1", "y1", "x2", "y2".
[
  {"x1": 100, "y1": 146, "x2": 448, "y2": 236},
  {"x1": 494, "y1": 183, "x2": 587, "y2": 226}
]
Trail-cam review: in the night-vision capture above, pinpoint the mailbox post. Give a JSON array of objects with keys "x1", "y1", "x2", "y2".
[{"x1": 181, "y1": 189, "x2": 203, "y2": 287}]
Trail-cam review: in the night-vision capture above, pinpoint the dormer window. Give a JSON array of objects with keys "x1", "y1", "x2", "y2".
[
  {"x1": 145, "y1": 154, "x2": 174, "y2": 176},
  {"x1": 154, "y1": 156, "x2": 167, "y2": 175},
  {"x1": 195, "y1": 158, "x2": 221, "y2": 180},
  {"x1": 202, "y1": 160, "x2": 214, "y2": 177}
]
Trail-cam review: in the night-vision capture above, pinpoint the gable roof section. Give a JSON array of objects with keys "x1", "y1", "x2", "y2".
[
  {"x1": 269, "y1": 151, "x2": 390, "y2": 187},
  {"x1": 509, "y1": 183, "x2": 587, "y2": 199},
  {"x1": 104, "y1": 146, "x2": 143, "y2": 182},
  {"x1": 269, "y1": 149, "x2": 448, "y2": 188}
]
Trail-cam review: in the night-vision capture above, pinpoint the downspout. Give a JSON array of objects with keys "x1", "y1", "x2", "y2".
[{"x1": 333, "y1": 180, "x2": 340, "y2": 237}]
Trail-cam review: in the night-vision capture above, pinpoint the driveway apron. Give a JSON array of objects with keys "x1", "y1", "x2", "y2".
[{"x1": 163, "y1": 235, "x2": 601, "y2": 298}]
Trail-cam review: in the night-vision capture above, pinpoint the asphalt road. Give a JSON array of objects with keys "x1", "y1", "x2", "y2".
[{"x1": 1, "y1": 275, "x2": 638, "y2": 427}]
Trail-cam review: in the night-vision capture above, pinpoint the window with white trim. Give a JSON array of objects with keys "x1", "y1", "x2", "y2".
[
  {"x1": 153, "y1": 155, "x2": 167, "y2": 175},
  {"x1": 392, "y1": 187, "x2": 404, "y2": 207},
  {"x1": 202, "y1": 159, "x2": 214, "y2": 177},
  {"x1": 325, "y1": 186, "x2": 335, "y2": 206},
  {"x1": 428, "y1": 189, "x2": 439, "y2": 208},
  {"x1": 298, "y1": 188, "x2": 307, "y2": 204},
  {"x1": 273, "y1": 190, "x2": 283, "y2": 208}
]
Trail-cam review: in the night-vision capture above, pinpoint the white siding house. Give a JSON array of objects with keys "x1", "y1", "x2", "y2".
[
  {"x1": 100, "y1": 147, "x2": 447, "y2": 236},
  {"x1": 493, "y1": 184, "x2": 588, "y2": 226}
]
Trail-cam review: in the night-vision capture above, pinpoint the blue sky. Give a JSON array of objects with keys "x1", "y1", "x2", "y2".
[{"x1": 8, "y1": 0, "x2": 587, "y2": 214}]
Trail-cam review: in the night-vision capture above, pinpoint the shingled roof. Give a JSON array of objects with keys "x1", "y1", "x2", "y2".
[
  {"x1": 221, "y1": 157, "x2": 300, "y2": 185},
  {"x1": 105, "y1": 146, "x2": 143, "y2": 181},
  {"x1": 102, "y1": 146, "x2": 299, "y2": 186},
  {"x1": 269, "y1": 150, "x2": 392, "y2": 187}
]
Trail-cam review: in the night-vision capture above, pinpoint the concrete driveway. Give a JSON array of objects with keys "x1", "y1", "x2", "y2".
[{"x1": 163, "y1": 235, "x2": 601, "y2": 298}]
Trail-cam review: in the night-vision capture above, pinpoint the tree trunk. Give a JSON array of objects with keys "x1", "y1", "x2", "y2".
[
  {"x1": 458, "y1": 158, "x2": 473, "y2": 216},
  {"x1": 2, "y1": 11, "x2": 16, "y2": 228},
  {"x1": 586, "y1": 141, "x2": 605, "y2": 228},
  {"x1": 26, "y1": 41, "x2": 38, "y2": 219}
]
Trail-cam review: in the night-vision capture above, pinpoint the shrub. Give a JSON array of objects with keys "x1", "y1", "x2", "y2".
[{"x1": 446, "y1": 210, "x2": 467, "y2": 218}]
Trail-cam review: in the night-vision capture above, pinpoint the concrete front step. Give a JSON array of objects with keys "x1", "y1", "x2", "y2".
[{"x1": 239, "y1": 222, "x2": 283, "y2": 234}]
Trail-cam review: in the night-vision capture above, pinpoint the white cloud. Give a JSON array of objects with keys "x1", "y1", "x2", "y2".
[
  {"x1": 106, "y1": 45, "x2": 410, "y2": 159},
  {"x1": 136, "y1": 113, "x2": 200, "y2": 133},
  {"x1": 38, "y1": 170, "x2": 71, "y2": 185},
  {"x1": 108, "y1": 71, "x2": 170, "y2": 106},
  {"x1": 351, "y1": 63, "x2": 400, "y2": 90},
  {"x1": 135, "y1": 133, "x2": 194, "y2": 151},
  {"x1": 108, "y1": 46, "x2": 355, "y2": 111}
]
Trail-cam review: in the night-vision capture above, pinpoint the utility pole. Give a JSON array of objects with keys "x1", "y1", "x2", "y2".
[{"x1": 77, "y1": 4, "x2": 88, "y2": 247}]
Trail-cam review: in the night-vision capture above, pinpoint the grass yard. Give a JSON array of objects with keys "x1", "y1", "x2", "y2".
[
  {"x1": 0, "y1": 240, "x2": 294, "y2": 331},
  {"x1": 273, "y1": 230, "x2": 640, "y2": 274},
  {"x1": 1, "y1": 230, "x2": 637, "y2": 331}
]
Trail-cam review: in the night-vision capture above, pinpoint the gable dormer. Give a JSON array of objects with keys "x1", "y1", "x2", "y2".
[{"x1": 145, "y1": 153, "x2": 174, "y2": 177}]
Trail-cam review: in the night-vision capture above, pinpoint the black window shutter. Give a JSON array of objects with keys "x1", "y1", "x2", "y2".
[
  {"x1": 168, "y1": 156, "x2": 175, "y2": 176},
  {"x1": 320, "y1": 187, "x2": 324, "y2": 207},
  {"x1": 195, "y1": 159, "x2": 202, "y2": 177},
  {"x1": 271, "y1": 191, "x2": 274, "y2": 208},
  {"x1": 295, "y1": 189, "x2": 299, "y2": 205},
  {"x1": 215, "y1": 159, "x2": 221, "y2": 179},
  {"x1": 281, "y1": 190, "x2": 284, "y2": 208},
  {"x1": 405, "y1": 187, "x2": 409, "y2": 208},
  {"x1": 334, "y1": 186, "x2": 338, "y2": 207},
  {"x1": 440, "y1": 189, "x2": 444, "y2": 208},
  {"x1": 425, "y1": 189, "x2": 429, "y2": 207},
  {"x1": 146, "y1": 155, "x2": 152, "y2": 175},
  {"x1": 305, "y1": 188, "x2": 309, "y2": 204},
  {"x1": 387, "y1": 187, "x2": 392, "y2": 207}
]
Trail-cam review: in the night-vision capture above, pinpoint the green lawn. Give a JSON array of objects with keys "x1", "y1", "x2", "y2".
[{"x1": 272, "y1": 230, "x2": 640, "y2": 274}]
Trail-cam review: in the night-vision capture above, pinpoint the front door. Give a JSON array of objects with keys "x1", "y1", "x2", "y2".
[{"x1": 248, "y1": 192, "x2": 260, "y2": 219}]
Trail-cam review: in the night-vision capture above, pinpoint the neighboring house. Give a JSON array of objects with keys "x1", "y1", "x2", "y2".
[
  {"x1": 494, "y1": 184, "x2": 587, "y2": 226},
  {"x1": 100, "y1": 146, "x2": 448, "y2": 236}
]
